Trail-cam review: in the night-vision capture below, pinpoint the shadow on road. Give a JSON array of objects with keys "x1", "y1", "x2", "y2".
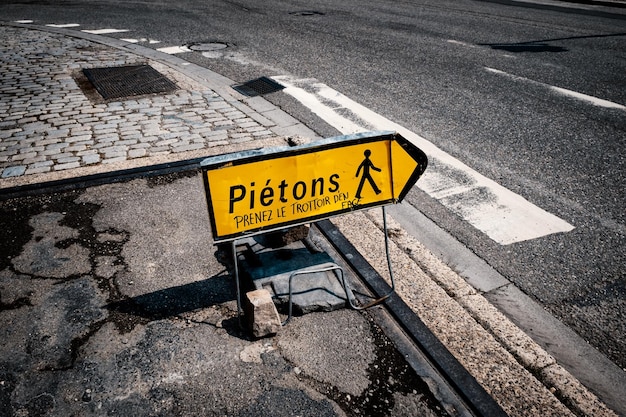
[
  {"x1": 106, "y1": 272, "x2": 235, "y2": 321},
  {"x1": 480, "y1": 32, "x2": 626, "y2": 52}
]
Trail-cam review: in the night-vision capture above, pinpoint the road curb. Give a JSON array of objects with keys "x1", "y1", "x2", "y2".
[
  {"x1": 316, "y1": 219, "x2": 509, "y2": 417},
  {"x1": 356, "y1": 209, "x2": 619, "y2": 417}
]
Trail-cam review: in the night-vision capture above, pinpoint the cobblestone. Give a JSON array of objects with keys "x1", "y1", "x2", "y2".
[
  {"x1": 82, "y1": 154, "x2": 100, "y2": 164},
  {"x1": 11, "y1": 152, "x2": 38, "y2": 161},
  {"x1": 56, "y1": 156, "x2": 80, "y2": 164},
  {"x1": 67, "y1": 134, "x2": 92, "y2": 143},
  {"x1": 128, "y1": 148, "x2": 147, "y2": 158},
  {"x1": 23, "y1": 156, "x2": 47, "y2": 165},
  {"x1": 29, "y1": 160, "x2": 54, "y2": 168},
  {"x1": 25, "y1": 165, "x2": 51, "y2": 175},
  {"x1": 1, "y1": 165, "x2": 26, "y2": 177},
  {"x1": 53, "y1": 161, "x2": 80, "y2": 170}
]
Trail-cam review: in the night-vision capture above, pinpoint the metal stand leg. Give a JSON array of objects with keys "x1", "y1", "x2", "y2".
[
  {"x1": 282, "y1": 264, "x2": 345, "y2": 326},
  {"x1": 283, "y1": 206, "x2": 397, "y2": 324},
  {"x1": 231, "y1": 239, "x2": 243, "y2": 328},
  {"x1": 342, "y1": 205, "x2": 396, "y2": 310}
]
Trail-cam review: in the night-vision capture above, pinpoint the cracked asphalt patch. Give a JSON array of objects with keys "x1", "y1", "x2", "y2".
[{"x1": 0, "y1": 173, "x2": 448, "y2": 416}]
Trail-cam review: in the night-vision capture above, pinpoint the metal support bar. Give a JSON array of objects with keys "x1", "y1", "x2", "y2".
[
  {"x1": 341, "y1": 205, "x2": 396, "y2": 310},
  {"x1": 282, "y1": 264, "x2": 346, "y2": 326},
  {"x1": 282, "y1": 206, "x2": 397, "y2": 323},
  {"x1": 232, "y1": 239, "x2": 243, "y2": 328}
]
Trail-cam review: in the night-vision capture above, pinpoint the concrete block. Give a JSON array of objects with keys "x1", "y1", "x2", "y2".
[{"x1": 244, "y1": 289, "x2": 281, "y2": 338}]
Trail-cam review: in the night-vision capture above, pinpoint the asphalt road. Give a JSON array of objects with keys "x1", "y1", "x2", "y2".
[
  {"x1": 0, "y1": 172, "x2": 461, "y2": 417},
  {"x1": 1, "y1": 0, "x2": 624, "y2": 373}
]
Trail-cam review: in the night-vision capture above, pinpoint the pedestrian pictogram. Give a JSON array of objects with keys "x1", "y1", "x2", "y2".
[
  {"x1": 355, "y1": 149, "x2": 382, "y2": 199},
  {"x1": 201, "y1": 131, "x2": 428, "y2": 242}
]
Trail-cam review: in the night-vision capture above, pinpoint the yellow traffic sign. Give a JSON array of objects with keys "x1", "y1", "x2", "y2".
[{"x1": 201, "y1": 131, "x2": 427, "y2": 242}]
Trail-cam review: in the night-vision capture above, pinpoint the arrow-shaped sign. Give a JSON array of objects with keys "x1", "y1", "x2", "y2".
[{"x1": 201, "y1": 131, "x2": 428, "y2": 242}]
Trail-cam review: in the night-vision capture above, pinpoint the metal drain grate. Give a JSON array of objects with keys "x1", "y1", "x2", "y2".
[
  {"x1": 82, "y1": 64, "x2": 178, "y2": 100},
  {"x1": 233, "y1": 76, "x2": 285, "y2": 97}
]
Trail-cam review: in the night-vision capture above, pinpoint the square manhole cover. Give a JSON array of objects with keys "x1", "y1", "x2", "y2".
[
  {"x1": 82, "y1": 64, "x2": 178, "y2": 100},
  {"x1": 233, "y1": 76, "x2": 285, "y2": 97}
]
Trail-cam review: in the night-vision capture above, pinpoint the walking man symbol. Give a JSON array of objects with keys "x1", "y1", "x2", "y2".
[{"x1": 355, "y1": 149, "x2": 382, "y2": 199}]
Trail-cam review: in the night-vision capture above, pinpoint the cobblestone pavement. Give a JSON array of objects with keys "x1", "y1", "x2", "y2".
[{"x1": 0, "y1": 24, "x2": 306, "y2": 186}]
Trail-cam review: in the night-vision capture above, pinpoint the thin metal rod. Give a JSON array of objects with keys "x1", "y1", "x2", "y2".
[
  {"x1": 346, "y1": 205, "x2": 395, "y2": 309},
  {"x1": 231, "y1": 239, "x2": 243, "y2": 327},
  {"x1": 383, "y1": 205, "x2": 396, "y2": 293},
  {"x1": 282, "y1": 264, "x2": 345, "y2": 326}
]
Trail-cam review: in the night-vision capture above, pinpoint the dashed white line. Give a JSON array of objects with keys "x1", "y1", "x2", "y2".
[
  {"x1": 121, "y1": 38, "x2": 161, "y2": 44},
  {"x1": 274, "y1": 75, "x2": 575, "y2": 245},
  {"x1": 46, "y1": 23, "x2": 81, "y2": 28},
  {"x1": 550, "y1": 86, "x2": 626, "y2": 110},
  {"x1": 23, "y1": 22, "x2": 130, "y2": 36},
  {"x1": 81, "y1": 28, "x2": 129, "y2": 35},
  {"x1": 157, "y1": 45, "x2": 191, "y2": 54},
  {"x1": 486, "y1": 67, "x2": 626, "y2": 110},
  {"x1": 447, "y1": 39, "x2": 476, "y2": 48}
]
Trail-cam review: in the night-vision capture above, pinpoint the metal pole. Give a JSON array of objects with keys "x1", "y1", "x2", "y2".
[{"x1": 231, "y1": 239, "x2": 243, "y2": 327}]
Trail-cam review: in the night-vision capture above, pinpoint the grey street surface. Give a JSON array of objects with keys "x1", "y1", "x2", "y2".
[
  {"x1": 0, "y1": 171, "x2": 448, "y2": 417},
  {"x1": 1, "y1": 0, "x2": 622, "y2": 380},
  {"x1": 0, "y1": 2, "x2": 625, "y2": 416}
]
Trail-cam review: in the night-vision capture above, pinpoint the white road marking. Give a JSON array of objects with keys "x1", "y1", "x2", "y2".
[
  {"x1": 81, "y1": 28, "x2": 129, "y2": 35},
  {"x1": 121, "y1": 38, "x2": 161, "y2": 44},
  {"x1": 447, "y1": 39, "x2": 476, "y2": 48},
  {"x1": 273, "y1": 75, "x2": 575, "y2": 245},
  {"x1": 550, "y1": 86, "x2": 626, "y2": 110},
  {"x1": 156, "y1": 45, "x2": 191, "y2": 54},
  {"x1": 46, "y1": 23, "x2": 81, "y2": 28},
  {"x1": 486, "y1": 67, "x2": 626, "y2": 110},
  {"x1": 14, "y1": 20, "x2": 34, "y2": 23}
]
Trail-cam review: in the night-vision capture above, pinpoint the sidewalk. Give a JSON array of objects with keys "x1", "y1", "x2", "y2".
[
  {"x1": 0, "y1": 23, "x2": 318, "y2": 188},
  {"x1": 0, "y1": 23, "x2": 620, "y2": 416}
]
